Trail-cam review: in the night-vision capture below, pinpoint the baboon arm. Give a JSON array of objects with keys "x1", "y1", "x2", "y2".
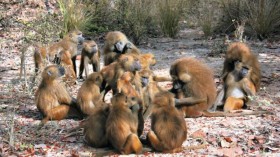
[{"x1": 175, "y1": 97, "x2": 207, "y2": 106}]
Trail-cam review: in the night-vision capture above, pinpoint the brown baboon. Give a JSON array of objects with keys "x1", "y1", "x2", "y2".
[
  {"x1": 35, "y1": 65, "x2": 83, "y2": 125},
  {"x1": 100, "y1": 54, "x2": 141, "y2": 99},
  {"x1": 76, "y1": 72, "x2": 104, "y2": 116},
  {"x1": 34, "y1": 30, "x2": 84, "y2": 75},
  {"x1": 78, "y1": 40, "x2": 100, "y2": 79},
  {"x1": 103, "y1": 31, "x2": 140, "y2": 66},
  {"x1": 106, "y1": 93, "x2": 143, "y2": 154},
  {"x1": 169, "y1": 57, "x2": 217, "y2": 117},
  {"x1": 147, "y1": 91, "x2": 187, "y2": 153},
  {"x1": 214, "y1": 42, "x2": 261, "y2": 112},
  {"x1": 83, "y1": 103, "x2": 111, "y2": 148}
]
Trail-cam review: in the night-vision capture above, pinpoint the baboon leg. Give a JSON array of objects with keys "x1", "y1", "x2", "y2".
[
  {"x1": 71, "y1": 56, "x2": 77, "y2": 75},
  {"x1": 78, "y1": 56, "x2": 84, "y2": 79},
  {"x1": 121, "y1": 134, "x2": 142, "y2": 154},
  {"x1": 42, "y1": 105, "x2": 70, "y2": 124},
  {"x1": 147, "y1": 131, "x2": 164, "y2": 152},
  {"x1": 224, "y1": 97, "x2": 244, "y2": 112}
]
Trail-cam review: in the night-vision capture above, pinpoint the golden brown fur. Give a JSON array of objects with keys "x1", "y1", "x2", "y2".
[
  {"x1": 76, "y1": 72, "x2": 104, "y2": 116},
  {"x1": 170, "y1": 57, "x2": 217, "y2": 117},
  {"x1": 222, "y1": 42, "x2": 260, "y2": 91},
  {"x1": 35, "y1": 65, "x2": 82, "y2": 124},
  {"x1": 34, "y1": 30, "x2": 84, "y2": 77},
  {"x1": 103, "y1": 31, "x2": 140, "y2": 66},
  {"x1": 79, "y1": 40, "x2": 100, "y2": 79},
  {"x1": 100, "y1": 54, "x2": 141, "y2": 98},
  {"x1": 147, "y1": 91, "x2": 187, "y2": 153},
  {"x1": 83, "y1": 103, "x2": 110, "y2": 147},
  {"x1": 106, "y1": 93, "x2": 142, "y2": 154}
]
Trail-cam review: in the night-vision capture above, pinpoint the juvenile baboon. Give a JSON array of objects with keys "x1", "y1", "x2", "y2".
[
  {"x1": 34, "y1": 30, "x2": 84, "y2": 75},
  {"x1": 35, "y1": 65, "x2": 83, "y2": 124},
  {"x1": 106, "y1": 93, "x2": 143, "y2": 154},
  {"x1": 147, "y1": 91, "x2": 187, "y2": 153},
  {"x1": 78, "y1": 40, "x2": 100, "y2": 79},
  {"x1": 103, "y1": 31, "x2": 140, "y2": 65},
  {"x1": 76, "y1": 72, "x2": 104, "y2": 116},
  {"x1": 100, "y1": 54, "x2": 141, "y2": 99}
]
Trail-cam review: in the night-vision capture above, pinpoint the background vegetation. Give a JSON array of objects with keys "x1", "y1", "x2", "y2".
[{"x1": 20, "y1": 0, "x2": 280, "y2": 45}]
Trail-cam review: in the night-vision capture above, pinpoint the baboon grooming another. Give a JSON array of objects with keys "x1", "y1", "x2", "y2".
[{"x1": 170, "y1": 57, "x2": 216, "y2": 117}]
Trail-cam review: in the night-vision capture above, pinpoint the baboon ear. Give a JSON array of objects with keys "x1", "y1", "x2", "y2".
[{"x1": 179, "y1": 73, "x2": 191, "y2": 82}]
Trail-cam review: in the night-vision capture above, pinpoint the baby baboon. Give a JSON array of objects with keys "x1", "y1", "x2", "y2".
[{"x1": 100, "y1": 54, "x2": 141, "y2": 99}]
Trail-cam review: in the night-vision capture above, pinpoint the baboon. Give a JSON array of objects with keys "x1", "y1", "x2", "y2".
[
  {"x1": 83, "y1": 103, "x2": 111, "y2": 148},
  {"x1": 139, "y1": 70, "x2": 164, "y2": 120},
  {"x1": 222, "y1": 42, "x2": 260, "y2": 91},
  {"x1": 117, "y1": 72, "x2": 144, "y2": 136},
  {"x1": 76, "y1": 72, "x2": 104, "y2": 116},
  {"x1": 35, "y1": 65, "x2": 82, "y2": 124},
  {"x1": 139, "y1": 53, "x2": 172, "y2": 82},
  {"x1": 34, "y1": 30, "x2": 84, "y2": 75},
  {"x1": 214, "y1": 42, "x2": 261, "y2": 111},
  {"x1": 140, "y1": 69, "x2": 205, "y2": 120},
  {"x1": 139, "y1": 53, "x2": 156, "y2": 70},
  {"x1": 216, "y1": 61, "x2": 257, "y2": 112},
  {"x1": 106, "y1": 93, "x2": 143, "y2": 154},
  {"x1": 147, "y1": 91, "x2": 187, "y2": 153},
  {"x1": 78, "y1": 40, "x2": 100, "y2": 79},
  {"x1": 103, "y1": 31, "x2": 140, "y2": 66},
  {"x1": 170, "y1": 57, "x2": 217, "y2": 117},
  {"x1": 100, "y1": 54, "x2": 141, "y2": 99},
  {"x1": 60, "y1": 50, "x2": 76, "y2": 84}
]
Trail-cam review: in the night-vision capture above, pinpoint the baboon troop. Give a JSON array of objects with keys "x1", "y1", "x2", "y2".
[{"x1": 34, "y1": 29, "x2": 267, "y2": 154}]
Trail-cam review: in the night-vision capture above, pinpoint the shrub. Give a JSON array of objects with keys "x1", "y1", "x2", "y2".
[
  {"x1": 245, "y1": 0, "x2": 280, "y2": 40},
  {"x1": 114, "y1": 0, "x2": 156, "y2": 45},
  {"x1": 156, "y1": 0, "x2": 187, "y2": 38},
  {"x1": 57, "y1": 0, "x2": 94, "y2": 35},
  {"x1": 216, "y1": 0, "x2": 280, "y2": 40}
]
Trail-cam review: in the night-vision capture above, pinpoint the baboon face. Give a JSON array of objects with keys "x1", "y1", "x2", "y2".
[
  {"x1": 84, "y1": 41, "x2": 98, "y2": 53},
  {"x1": 111, "y1": 93, "x2": 139, "y2": 108},
  {"x1": 119, "y1": 55, "x2": 142, "y2": 72},
  {"x1": 139, "y1": 70, "x2": 151, "y2": 87},
  {"x1": 43, "y1": 65, "x2": 65, "y2": 79},
  {"x1": 87, "y1": 72, "x2": 103, "y2": 86},
  {"x1": 69, "y1": 30, "x2": 84, "y2": 44},
  {"x1": 234, "y1": 61, "x2": 249, "y2": 78},
  {"x1": 114, "y1": 41, "x2": 132, "y2": 54}
]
